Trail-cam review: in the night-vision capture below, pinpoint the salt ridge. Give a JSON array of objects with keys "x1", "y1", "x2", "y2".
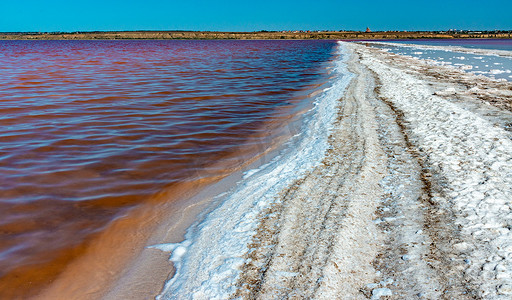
[
  {"x1": 359, "y1": 45, "x2": 512, "y2": 298},
  {"x1": 151, "y1": 44, "x2": 353, "y2": 299}
]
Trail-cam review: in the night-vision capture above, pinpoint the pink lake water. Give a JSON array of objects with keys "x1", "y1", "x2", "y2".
[{"x1": 0, "y1": 40, "x2": 337, "y2": 297}]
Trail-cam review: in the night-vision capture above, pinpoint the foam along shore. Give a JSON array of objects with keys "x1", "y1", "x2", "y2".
[{"x1": 152, "y1": 41, "x2": 512, "y2": 299}]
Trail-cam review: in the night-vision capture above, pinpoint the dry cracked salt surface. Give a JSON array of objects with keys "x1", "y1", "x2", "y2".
[{"x1": 155, "y1": 42, "x2": 512, "y2": 299}]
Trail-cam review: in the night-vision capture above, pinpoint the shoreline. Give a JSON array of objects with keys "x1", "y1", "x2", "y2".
[
  {"x1": 100, "y1": 132, "x2": 309, "y2": 300},
  {"x1": 29, "y1": 45, "x2": 337, "y2": 299},
  {"x1": 99, "y1": 81, "x2": 334, "y2": 299},
  {"x1": 31, "y1": 111, "x2": 310, "y2": 300},
  {"x1": 151, "y1": 45, "x2": 353, "y2": 298},
  {"x1": 143, "y1": 41, "x2": 512, "y2": 298},
  {"x1": 33, "y1": 134, "x2": 295, "y2": 300},
  {"x1": 1, "y1": 31, "x2": 511, "y2": 40},
  {"x1": 21, "y1": 40, "x2": 512, "y2": 298}
]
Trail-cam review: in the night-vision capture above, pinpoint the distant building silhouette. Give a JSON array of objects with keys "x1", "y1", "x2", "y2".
[{"x1": 366, "y1": 27, "x2": 371, "y2": 33}]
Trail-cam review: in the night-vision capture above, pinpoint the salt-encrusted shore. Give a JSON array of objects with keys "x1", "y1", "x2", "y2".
[
  {"x1": 153, "y1": 42, "x2": 512, "y2": 299},
  {"x1": 355, "y1": 42, "x2": 512, "y2": 299}
]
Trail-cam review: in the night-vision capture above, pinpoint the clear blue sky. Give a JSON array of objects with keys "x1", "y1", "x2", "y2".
[{"x1": 1, "y1": 0, "x2": 511, "y2": 32}]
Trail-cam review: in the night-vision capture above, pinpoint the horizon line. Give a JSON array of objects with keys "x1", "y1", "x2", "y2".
[{"x1": 2, "y1": 29, "x2": 512, "y2": 34}]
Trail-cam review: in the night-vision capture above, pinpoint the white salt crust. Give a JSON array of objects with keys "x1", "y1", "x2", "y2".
[
  {"x1": 152, "y1": 44, "x2": 354, "y2": 300},
  {"x1": 359, "y1": 45, "x2": 512, "y2": 299},
  {"x1": 150, "y1": 41, "x2": 512, "y2": 300}
]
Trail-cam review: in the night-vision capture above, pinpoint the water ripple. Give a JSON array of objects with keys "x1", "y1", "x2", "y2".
[{"x1": 0, "y1": 39, "x2": 336, "y2": 296}]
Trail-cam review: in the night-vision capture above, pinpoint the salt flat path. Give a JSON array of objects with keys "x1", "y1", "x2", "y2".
[
  {"x1": 234, "y1": 43, "x2": 512, "y2": 299},
  {"x1": 156, "y1": 42, "x2": 512, "y2": 299},
  {"x1": 233, "y1": 43, "x2": 448, "y2": 299},
  {"x1": 356, "y1": 42, "x2": 512, "y2": 299}
]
